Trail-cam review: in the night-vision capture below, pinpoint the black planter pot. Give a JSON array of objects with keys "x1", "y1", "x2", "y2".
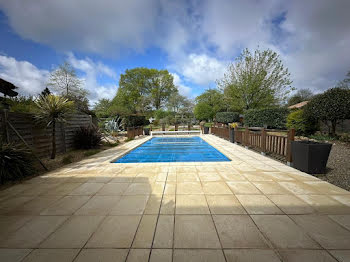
[
  {"x1": 229, "y1": 128, "x2": 235, "y2": 143},
  {"x1": 203, "y1": 126, "x2": 209, "y2": 134},
  {"x1": 291, "y1": 141, "x2": 332, "y2": 174},
  {"x1": 144, "y1": 128, "x2": 150, "y2": 136}
]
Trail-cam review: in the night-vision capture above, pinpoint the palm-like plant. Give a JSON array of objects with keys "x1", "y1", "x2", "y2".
[{"x1": 35, "y1": 95, "x2": 74, "y2": 159}]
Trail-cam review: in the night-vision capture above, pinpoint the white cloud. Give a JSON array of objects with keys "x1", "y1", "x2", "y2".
[
  {"x1": 172, "y1": 54, "x2": 227, "y2": 86},
  {"x1": 67, "y1": 53, "x2": 117, "y2": 104},
  {"x1": 171, "y1": 72, "x2": 192, "y2": 96},
  {"x1": 0, "y1": 55, "x2": 49, "y2": 96}
]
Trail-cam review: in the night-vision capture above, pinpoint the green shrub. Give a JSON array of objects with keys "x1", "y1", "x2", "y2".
[
  {"x1": 244, "y1": 108, "x2": 289, "y2": 129},
  {"x1": 309, "y1": 133, "x2": 337, "y2": 141},
  {"x1": 215, "y1": 112, "x2": 240, "y2": 124},
  {"x1": 123, "y1": 115, "x2": 149, "y2": 127},
  {"x1": 0, "y1": 142, "x2": 34, "y2": 183},
  {"x1": 286, "y1": 109, "x2": 318, "y2": 136},
  {"x1": 83, "y1": 149, "x2": 101, "y2": 157},
  {"x1": 73, "y1": 126, "x2": 101, "y2": 149},
  {"x1": 61, "y1": 154, "x2": 74, "y2": 164}
]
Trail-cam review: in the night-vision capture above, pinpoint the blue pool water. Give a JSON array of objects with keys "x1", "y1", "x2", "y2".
[{"x1": 114, "y1": 137, "x2": 230, "y2": 163}]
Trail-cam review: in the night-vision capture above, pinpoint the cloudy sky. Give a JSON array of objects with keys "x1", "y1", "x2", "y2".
[{"x1": 0, "y1": 0, "x2": 349, "y2": 104}]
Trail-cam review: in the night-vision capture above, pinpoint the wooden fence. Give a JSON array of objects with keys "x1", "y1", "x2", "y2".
[
  {"x1": 211, "y1": 125, "x2": 295, "y2": 163},
  {"x1": 0, "y1": 110, "x2": 93, "y2": 158},
  {"x1": 127, "y1": 126, "x2": 143, "y2": 139}
]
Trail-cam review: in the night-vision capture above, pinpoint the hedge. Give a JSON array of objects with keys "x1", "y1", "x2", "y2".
[
  {"x1": 215, "y1": 112, "x2": 240, "y2": 124},
  {"x1": 244, "y1": 108, "x2": 289, "y2": 129},
  {"x1": 286, "y1": 109, "x2": 318, "y2": 136}
]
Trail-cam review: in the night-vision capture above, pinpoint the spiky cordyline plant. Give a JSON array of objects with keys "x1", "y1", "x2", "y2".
[{"x1": 35, "y1": 95, "x2": 74, "y2": 159}]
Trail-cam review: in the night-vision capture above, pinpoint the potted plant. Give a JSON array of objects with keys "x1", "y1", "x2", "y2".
[
  {"x1": 229, "y1": 122, "x2": 239, "y2": 143},
  {"x1": 291, "y1": 140, "x2": 332, "y2": 174},
  {"x1": 143, "y1": 127, "x2": 150, "y2": 135}
]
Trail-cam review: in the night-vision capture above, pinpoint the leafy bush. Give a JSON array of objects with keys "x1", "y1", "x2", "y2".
[
  {"x1": 308, "y1": 133, "x2": 337, "y2": 141},
  {"x1": 0, "y1": 142, "x2": 34, "y2": 183},
  {"x1": 123, "y1": 115, "x2": 149, "y2": 127},
  {"x1": 216, "y1": 112, "x2": 240, "y2": 124},
  {"x1": 62, "y1": 154, "x2": 74, "y2": 164},
  {"x1": 304, "y1": 87, "x2": 350, "y2": 136},
  {"x1": 73, "y1": 126, "x2": 102, "y2": 149},
  {"x1": 286, "y1": 109, "x2": 318, "y2": 136},
  {"x1": 194, "y1": 102, "x2": 214, "y2": 121},
  {"x1": 244, "y1": 108, "x2": 289, "y2": 129}
]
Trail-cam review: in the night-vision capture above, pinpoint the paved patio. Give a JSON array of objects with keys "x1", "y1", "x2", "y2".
[{"x1": 0, "y1": 134, "x2": 350, "y2": 262}]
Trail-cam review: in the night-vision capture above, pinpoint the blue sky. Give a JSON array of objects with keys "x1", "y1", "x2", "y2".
[{"x1": 0, "y1": 0, "x2": 349, "y2": 105}]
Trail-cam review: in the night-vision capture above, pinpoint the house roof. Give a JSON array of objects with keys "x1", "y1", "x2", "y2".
[{"x1": 288, "y1": 100, "x2": 309, "y2": 109}]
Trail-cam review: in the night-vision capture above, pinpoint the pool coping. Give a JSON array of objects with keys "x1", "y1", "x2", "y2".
[{"x1": 110, "y1": 135, "x2": 232, "y2": 164}]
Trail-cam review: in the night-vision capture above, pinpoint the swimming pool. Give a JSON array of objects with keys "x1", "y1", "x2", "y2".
[{"x1": 114, "y1": 136, "x2": 230, "y2": 163}]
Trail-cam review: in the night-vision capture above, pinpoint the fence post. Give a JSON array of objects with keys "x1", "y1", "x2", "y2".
[
  {"x1": 286, "y1": 128, "x2": 295, "y2": 165},
  {"x1": 261, "y1": 128, "x2": 266, "y2": 155},
  {"x1": 162, "y1": 124, "x2": 165, "y2": 131},
  {"x1": 1, "y1": 109, "x2": 10, "y2": 143},
  {"x1": 244, "y1": 127, "x2": 249, "y2": 148},
  {"x1": 234, "y1": 126, "x2": 238, "y2": 144},
  {"x1": 188, "y1": 124, "x2": 191, "y2": 131},
  {"x1": 175, "y1": 124, "x2": 178, "y2": 131}
]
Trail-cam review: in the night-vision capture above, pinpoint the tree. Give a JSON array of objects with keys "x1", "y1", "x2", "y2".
[
  {"x1": 40, "y1": 87, "x2": 51, "y2": 98},
  {"x1": 47, "y1": 61, "x2": 83, "y2": 96},
  {"x1": 94, "y1": 98, "x2": 112, "y2": 118},
  {"x1": 113, "y1": 68, "x2": 176, "y2": 114},
  {"x1": 194, "y1": 102, "x2": 214, "y2": 121},
  {"x1": 35, "y1": 95, "x2": 74, "y2": 159},
  {"x1": 217, "y1": 48, "x2": 293, "y2": 112},
  {"x1": 304, "y1": 87, "x2": 350, "y2": 136},
  {"x1": 287, "y1": 89, "x2": 313, "y2": 106},
  {"x1": 195, "y1": 89, "x2": 227, "y2": 115}
]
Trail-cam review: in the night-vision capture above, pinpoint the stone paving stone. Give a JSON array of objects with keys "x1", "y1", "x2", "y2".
[
  {"x1": 42, "y1": 183, "x2": 82, "y2": 196},
  {"x1": 198, "y1": 173, "x2": 222, "y2": 181},
  {"x1": 251, "y1": 215, "x2": 319, "y2": 249},
  {"x1": 20, "y1": 183, "x2": 59, "y2": 196},
  {"x1": 0, "y1": 196, "x2": 35, "y2": 215},
  {"x1": 213, "y1": 215, "x2": 268, "y2": 248},
  {"x1": 111, "y1": 173, "x2": 136, "y2": 183},
  {"x1": 219, "y1": 172, "x2": 246, "y2": 181},
  {"x1": 160, "y1": 195, "x2": 175, "y2": 214},
  {"x1": 304, "y1": 181, "x2": 350, "y2": 195},
  {"x1": 176, "y1": 173, "x2": 200, "y2": 182},
  {"x1": 156, "y1": 173, "x2": 168, "y2": 181},
  {"x1": 0, "y1": 216, "x2": 34, "y2": 242},
  {"x1": 226, "y1": 181, "x2": 261, "y2": 194},
  {"x1": 265, "y1": 172, "x2": 295, "y2": 181},
  {"x1": 40, "y1": 196, "x2": 90, "y2": 215},
  {"x1": 224, "y1": 249, "x2": 281, "y2": 262},
  {"x1": 176, "y1": 195, "x2": 210, "y2": 214},
  {"x1": 202, "y1": 182, "x2": 233, "y2": 195},
  {"x1": 151, "y1": 182, "x2": 165, "y2": 194},
  {"x1": 40, "y1": 216, "x2": 104, "y2": 248},
  {"x1": 0, "y1": 216, "x2": 68, "y2": 248},
  {"x1": 278, "y1": 181, "x2": 320, "y2": 194},
  {"x1": 86, "y1": 215, "x2": 141, "y2": 248},
  {"x1": 278, "y1": 250, "x2": 337, "y2": 262},
  {"x1": 74, "y1": 196, "x2": 120, "y2": 215},
  {"x1": 329, "y1": 250, "x2": 350, "y2": 262},
  {"x1": 174, "y1": 215, "x2": 221, "y2": 248},
  {"x1": 236, "y1": 195, "x2": 283, "y2": 214},
  {"x1": 124, "y1": 183, "x2": 153, "y2": 195},
  {"x1": 126, "y1": 249, "x2": 150, "y2": 262},
  {"x1": 74, "y1": 249, "x2": 128, "y2": 262},
  {"x1": 0, "y1": 249, "x2": 32, "y2": 262},
  {"x1": 173, "y1": 249, "x2": 225, "y2": 262},
  {"x1": 96, "y1": 183, "x2": 129, "y2": 195},
  {"x1": 206, "y1": 195, "x2": 246, "y2": 214},
  {"x1": 267, "y1": 194, "x2": 314, "y2": 214},
  {"x1": 166, "y1": 173, "x2": 176, "y2": 182},
  {"x1": 22, "y1": 249, "x2": 79, "y2": 262},
  {"x1": 242, "y1": 172, "x2": 274, "y2": 181},
  {"x1": 329, "y1": 215, "x2": 350, "y2": 230},
  {"x1": 110, "y1": 195, "x2": 149, "y2": 215},
  {"x1": 153, "y1": 215, "x2": 174, "y2": 248},
  {"x1": 144, "y1": 195, "x2": 162, "y2": 214},
  {"x1": 7, "y1": 196, "x2": 62, "y2": 215},
  {"x1": 149, "y1": 249, "x2": 172, "y2": 262},
  {"x1": 291, "y1": 215, "x2": 350, "y2": 249},
  {"x1": 252, "y1": 182, "x2": 291, "y2": 194},
  {"x1": 331, "y1": 195, "x2": 350, "y2": 207},
  {"x1": 176, "y1": 182, "x2": 204, "y2": 194},
  {"x1": 68, "y1": 183, "x2": 104, "y2": 195},
  {"x1": 133, "y1": 215, "x2": 157, "y2": 248},
  {"x1": 164, "y1": 182, "x2": 176, "y2": 195},
  {"x1": 296, "y1": 195, "x2": 350, "y2": 214}
]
